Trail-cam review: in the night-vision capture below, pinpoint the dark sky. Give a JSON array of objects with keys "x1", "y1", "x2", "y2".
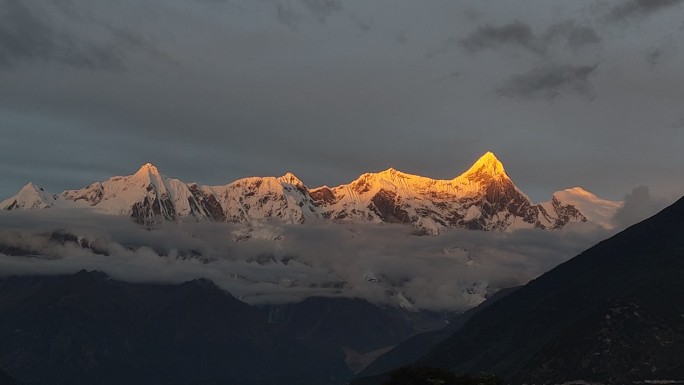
[{"x1": 1, "y1": 0, "x2": 683, "y2": 202}]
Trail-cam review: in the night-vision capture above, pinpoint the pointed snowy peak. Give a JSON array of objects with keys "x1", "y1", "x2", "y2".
[
  {"x1": 374, "y1": 167, "x2": 400, "y2": 180},
  {"x1": 134, "y1": 162, "x2": 162, "y2": 178},
  {"x1": 1, "y1": 182, "x2": 57, "y2": 210},
  {"x1": 20, "y1": 182, "x2": 43, "y2": 192},
  {"x1": 277, "y1": 172, "x2": 304, "y2": 187},
  {"x1": 375, "y1": 167, "x2": 415, "y2": 180},
  {"x1": 130, "y1": 162, "x2": 169, "y2": 195},
  {"x1": 457, "y1": 151, "x2": 509, "y2": 181}
]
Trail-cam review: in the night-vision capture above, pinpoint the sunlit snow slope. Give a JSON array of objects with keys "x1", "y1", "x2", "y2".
[{"x1": 1, "y1": 152, "x2": 621, "y2": 233}]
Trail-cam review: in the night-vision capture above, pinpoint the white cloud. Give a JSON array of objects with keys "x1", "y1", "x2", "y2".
[{"x1": 0, "y1": 209, "x2": 614, "y2": 311}]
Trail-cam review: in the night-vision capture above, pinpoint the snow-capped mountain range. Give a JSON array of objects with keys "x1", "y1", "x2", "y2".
[{"x1": 1, "y1": 152, "x2": 622, "y2": 234}]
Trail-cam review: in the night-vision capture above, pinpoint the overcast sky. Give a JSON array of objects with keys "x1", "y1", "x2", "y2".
[{"x1": 1, "y1": 0, "x2": 683, "y2": 202}]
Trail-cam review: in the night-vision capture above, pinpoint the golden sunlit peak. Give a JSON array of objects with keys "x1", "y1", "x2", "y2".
[
  {"x1": 377, "y1": 167, "x2": 418, "y2": 179},
  {"x1": 278, "y1": 172, "x2": 304, "y2": 186},
  {"x1": 459, "y1": 151, "x2": 508, "y2": 180},
  {"x1": 380, "y1": 167, "x2": 399, "y2": 174},
  {"x1": 135, "y1": 162, "x2": 161, "y2": 176},
  {"x1": 564, "y1": 186, "x2": 598, "y2": 199}
]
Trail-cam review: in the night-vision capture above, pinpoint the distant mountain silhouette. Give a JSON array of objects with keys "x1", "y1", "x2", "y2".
[
  {"x1": 0, "y1": 369, "x2": 18, "y2": 385},
  {"x1": 0, "y1": 270, "x2": 440, "y2": 385},
  {"x1": 355, "y1": 287, "x2": 519, "y2": 382}
]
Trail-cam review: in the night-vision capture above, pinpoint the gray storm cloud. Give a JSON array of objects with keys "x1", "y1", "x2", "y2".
[
  {"x1": 459, "y1": 20, "x2": 599, "y2": 56},
  {"x1": 607, "y1": 0, "x2": 684, "y2": 22},
  {"x1": 0, "y1": 0, "x2": 158, "y2": 70},
  {"x1": 497, "y1": 64, "x2": 598, "y2": 100},
  {"x1": 612, "y1": 186, "x2": 667, "y2": 229},
  {"x1": 543, "y1": 21, "x2": 601, "y2": 51},
  {"x1": 461, "y1": 21, "x2": 542, "y2": 54}
]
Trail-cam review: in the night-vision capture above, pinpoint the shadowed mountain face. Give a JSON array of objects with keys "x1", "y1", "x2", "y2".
[
  {"x1": 0, "y1": 271, "x2": 350, "y2": 385},
  {"x1": 260, "y1": 297, "x2": 451, "y2": 375},
  {"x1": 0, "y1": 271, "x2": 445, "y2": 385},
  {"x1": 0, "y1": 369, "x2": 18, "y2": 385},
  {"x1": 354, "y1": 287, "x2": 519, "y2": 382},
  {"x1": 414, "y1": 196, "x2": 684, "y2": 384},
  {"x1": 262, "y1": 297, "x2": 421, "y2": 355}
]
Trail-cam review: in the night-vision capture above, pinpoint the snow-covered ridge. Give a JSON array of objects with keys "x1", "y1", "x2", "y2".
[
  {"x1": 1, "y1": 152, "x2": 622, "y2": 234},
  {"x1": 1, "y1": 183, "x2": 58, "y2": 210},
  {"x1": 545, "y1": 187, "x2": 623, "y2": 230}
]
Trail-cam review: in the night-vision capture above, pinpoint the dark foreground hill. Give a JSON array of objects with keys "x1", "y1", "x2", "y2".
[
  {"x1": 0, "y1": 369, "x2": 18, "y2": 385},
  {"x1": 0, "y1": 271, "x2": 345, "y2": 385},
  {"x1": 414, "y1": 196, "x2": 684, "y2": 384},
  {"x1": 356, "y1": 287, "x2": 519, "y2": 381},
  {"x1": 0, "y1": 271, "x2": 435, "y2": 385}
]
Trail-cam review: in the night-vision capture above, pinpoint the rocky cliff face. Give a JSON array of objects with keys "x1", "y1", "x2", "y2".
[{"x1": 1, "y1": 152, "x2": 613, "y2": 233}]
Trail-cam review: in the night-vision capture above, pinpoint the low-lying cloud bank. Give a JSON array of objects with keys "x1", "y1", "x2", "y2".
[{"x1": 0, "y1": 207, "x2": 625, "y2": 311}]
